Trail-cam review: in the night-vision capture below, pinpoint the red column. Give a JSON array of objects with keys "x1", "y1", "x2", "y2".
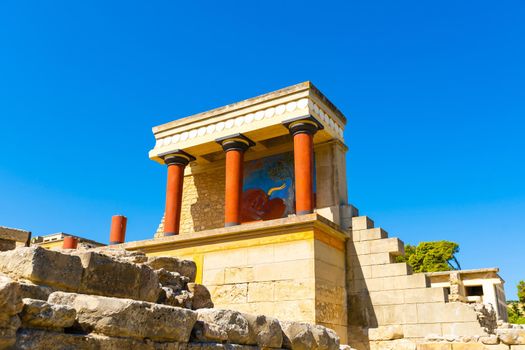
[
  {"x1": 286, "y1": 118, "x2": 321, "y2": 215},
  {"x1": 162, "y1": 151, "x2": 195, "y2": 236},
  {"x1": 109, "y1": 215, "x2": 127, "y2": 244},
  {"x1": 62, "y1": 236, "x2": 78, "y2": 249},
  {"x1": 217, "y1": 135, "x2": 254, "y2": 227}
]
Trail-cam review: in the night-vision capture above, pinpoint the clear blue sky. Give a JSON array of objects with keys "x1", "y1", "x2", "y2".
[{"x1": 1, "y1": 1, "x2": 523, "y2": 298}]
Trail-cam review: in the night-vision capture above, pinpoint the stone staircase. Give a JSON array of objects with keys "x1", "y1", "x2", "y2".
[{"x1": 346, "y1": 216, "x2": 493, "y2": 349}]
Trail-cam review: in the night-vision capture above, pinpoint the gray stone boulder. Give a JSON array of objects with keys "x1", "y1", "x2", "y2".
[
  {"x1": 243, "y1": 313, "x2": 283, "y2": 348},
  {"x1": 194, "y1": 309, "x2": 252, "y2": 345},
  {"x1": 188, "y1": 283, "x2": 214, "y2": 310},
  {"x1": 15, "y1": 328, "x2": 98, "y2": 350},
  {"x1": 160, "y1": 287, "x2": 193, "y2": 309},
  {"x1": 155, "y1": 268, "x2": 188, "y2": 292},
  {"x1": 146, "y1": 256, "x2": 197, "y2": 282},
  {"x1": 0, "y1": 247, "x2": 83, "y2": 291},
  {"x1": 74, "y1": 251, "x2": 161, "y2": 302},
  {"x1": 311, "y1": 325, "x2": 340, "y2": 350},
  {"x1": 48, "y1": 291, "x2": 197, "y2": 342},
  {"x1": 20, "y1": 298, "x2": 76, "y2": 330},
  {"x1": 281, "y1": 321, "x2": 340, "y2": 350},
  {"x1": 94, "y1": 247, "x2": 149, "y2": 264},
  {"x1": 19, "y1": 281, "x2": 54, "y2": 301}
]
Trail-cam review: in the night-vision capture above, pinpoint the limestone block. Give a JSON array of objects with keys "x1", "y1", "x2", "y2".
[
  {"x1": 358, "y1": 228, "x2": 388, "y2": 242},
  {"x1": 146, "y1": 256, "x2": 197, "y2": 282},
  {"x1": 315, "y1": 300, "x2": 347, "y2": 325},
  {"x1": 510, "y1": 346, "x2": 525, "y2": 350},
  {"x1": 369, "y1": 326, "x2": 404, "y2": 341},
  {"x1": 188, "y1": 283, "x2": 214, "y2": 309},
  {"x1": 20, "y1": 298, "x2": 76, "y2": 330},
  {"x1": 315, "y1": 240, "x2": 345, "y2": 268},
  {"x1": 48, "y1": 291, "x2": 197, "y2": 342},
  {"x1": 403, "y1": 324, "x2": 442, "y2": 338},
  {"x1": 479, "y1": 335, "x2": 500, "y2": 345},
  {"x1": 204, "y1": 249, "x2": 248, "y2": 269},
  {"x1": 441, "y1": 322, "x2": 487, "y2": 337},
  {"x1": 281, "y1": 321, "x2": 339, "y2": 350},
  {"x1": 376, "y1": 304, "x2": 418, "y2": 325},
  {"x1": 19, "y1": 281, "x2": 54, "y2": 301},
  {"x1": 371, "y1": 263, "x2": 411, "y2": 278},
  {"x1": 246, "y1": 244, "x2": 274, "y2": 265},
  {"x1": 417, "y1": 302, "x2": 483, "y2": 325},
  {"x1": 369, "y1": 290, "x2": 405, "y2": 306},
  {"x1": 95, "y1": 247, "x2": 148, "y2": 264},
  {"x1": 0, "y1": 247, "x2": 83, "y2": 291},
  {"x1": 0, "y1": 274, "x2": 23, "y2": 316},
  {"x1": 403, "y1": 288, "x2": 447, "y2": 304},
  {"x1": 248, "y1": 281, "x2": 275, "y2": 302},
  {"x1": 202, "y1": 268, "x2": 225, "y2": 286},
  {"x1": 311, "y1": 324, "x2": 340, "y2": 350},
  {"x1": 274, "y1": 240, "x2": 314, "y2": 262},
  {"x1": 195, "y1": 309, "x2": 252, "y2": 345},
  {"x1": 0, "y1": 315, "x2": 20, "y2": 349},
  {"x1": 450, "y1": 343, "x2": 485, "y2": 350},
  {"x1": 315, "y1": 261, "x2": 346, "y2": 285},
  {"x1": 272, "y1": 300, "x2": 316, "y2": 323},
  {"x1": 417, "y1": 343, "x2": 452, "y2": 350},
  {"x1": 369, "y1": 238, "x2": 404, "y2": 256},
  {"x1": 75, "y1": 251, "x2": 161, "y2": 302},
  {"x1": 371, "y1": 274, "x2": 429, "y2": 292},
  {"x1": 253, "y1": 260, "x2": 314, "y2": 282},
  {"x1": 483, "y1": 345, "x2": 510, "y2": 350},
  {"x1": 352, "y1": 241, "x2": 372, "y2": 255},
  {"x1": 497, "y1": 329, "x2": 525, "y2": 345},
  {"x1": 244, "y1": 313, "x2": 283, "y2": 348},
  {"x1": 370, "y1": 339, "x2": 416, "y2": 350},
  {"x1": 208, "y1": 283, "x2": 248, "y2": 305},
  {"x1": 352, "y1": 217, "x2": 374, "y2": 230},
  {"x1": 225, "y1": 267, "x2": 254, "y2": 284},
  {"x1": 14, "y1": 328, "x2": 157, "y2": 350}
]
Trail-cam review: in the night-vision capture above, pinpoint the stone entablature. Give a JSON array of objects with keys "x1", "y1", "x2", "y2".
[{"x1": 149, "y1": 82, "x2": 346, "y2": 166}]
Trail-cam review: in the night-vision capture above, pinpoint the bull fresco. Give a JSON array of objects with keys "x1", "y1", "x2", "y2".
[{"x1": 240, "y1": 152, "x2": 296, "y2": 223}]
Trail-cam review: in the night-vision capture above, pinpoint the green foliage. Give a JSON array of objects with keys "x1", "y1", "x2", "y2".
[
  {"x1": 518, "y1": 280, "x2": 525, "y2": 303},
  {"x1": 396, "y1": 241, "x2": 461, "y2": 273},
  {"x1": 507, "y1": 301, "x2": 525, "y2": 324}
]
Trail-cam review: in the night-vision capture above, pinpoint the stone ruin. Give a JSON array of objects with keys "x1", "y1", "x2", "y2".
[{"x1": 0, "y1": 245, "x2": 341, "y2": 349}]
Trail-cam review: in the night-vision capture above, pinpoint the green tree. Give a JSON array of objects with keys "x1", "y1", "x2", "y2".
[
  {"x1": 518, "y1": 280, "x2": 525, "y2": 303},
  {"x1": 396, "y1": 241, "x2": 461, "y2": 273},
  {"x1": 507, "y1": 301, "x2": 525, "y2": 324}
]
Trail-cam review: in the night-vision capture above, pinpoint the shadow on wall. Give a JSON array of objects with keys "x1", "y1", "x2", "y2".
[
  {"x1": 190, "y1": 167, "x2": 225, "y2": 232},
  {"x1": 346, "y1": 240, "x2": 376, "y2": 350}
]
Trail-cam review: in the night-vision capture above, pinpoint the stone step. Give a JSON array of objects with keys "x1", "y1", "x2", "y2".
[
  {"x1": 351, "y1": 216, "x2": 375, "y2": 230},
  {"x1": 351, "y1": 228, "x2": 388, "y2": 242}
]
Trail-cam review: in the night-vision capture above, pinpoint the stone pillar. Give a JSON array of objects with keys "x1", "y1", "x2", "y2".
[
  {"x1": 62, "y1": 236, "x2": 78, "y2": 249},
  {"x1": 216, "y1": 134, "x2": 255, "y2": 227},
  {"x1": 284, "y1": 117, "x2": 322, "y2": 215},
  {"x1": 109, "y1": 215, "x2": 127, "y2": 245},
  {"x1": 161, "y1": 151, "x2": 195, "y2": 236}
]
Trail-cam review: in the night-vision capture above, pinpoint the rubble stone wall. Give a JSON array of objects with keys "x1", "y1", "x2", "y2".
[{"x1": 0, "y1": 246, "x2": 340, "y2": 350}]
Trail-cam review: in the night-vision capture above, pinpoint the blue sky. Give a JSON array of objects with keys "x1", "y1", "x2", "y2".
[{"x1": 0, "y1": 1, "x2": 523, "y2": 298}]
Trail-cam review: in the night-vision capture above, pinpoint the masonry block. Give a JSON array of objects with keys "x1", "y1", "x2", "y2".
[
  {"x1": 404, "y1": 323, "x2": 442, "y2": 338},
  {"x1": 403, "y1": 288, "x2": 447, "y2": 304},
  {"x1": 359, "y1": 228, "x2": 388, "y2": 241},
  {"x1": 370, "y1": 238, "x2": 405, "y2": 256},
  {"x1": 371, "y1": 263, "x2": 411, "y2": 278},
  {"x1": 352, "y1": 216, "x2": 374, "y2": 230}
]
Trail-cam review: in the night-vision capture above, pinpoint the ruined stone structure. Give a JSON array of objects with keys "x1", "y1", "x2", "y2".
[
  {"x1": 1, "y1": 82, "x2": 520, "y2": 350},
  {"x1": 0, "y1": 246, "x2": 340, "y2": 349}
]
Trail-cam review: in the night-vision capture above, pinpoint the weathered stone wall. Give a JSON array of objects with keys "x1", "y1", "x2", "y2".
[
  {"x1": 0, "y1": 246, "x2": 340, "y2": 350},
  {"x1": 0, "y1": 226, "x2": 30, "y2": 252}
]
